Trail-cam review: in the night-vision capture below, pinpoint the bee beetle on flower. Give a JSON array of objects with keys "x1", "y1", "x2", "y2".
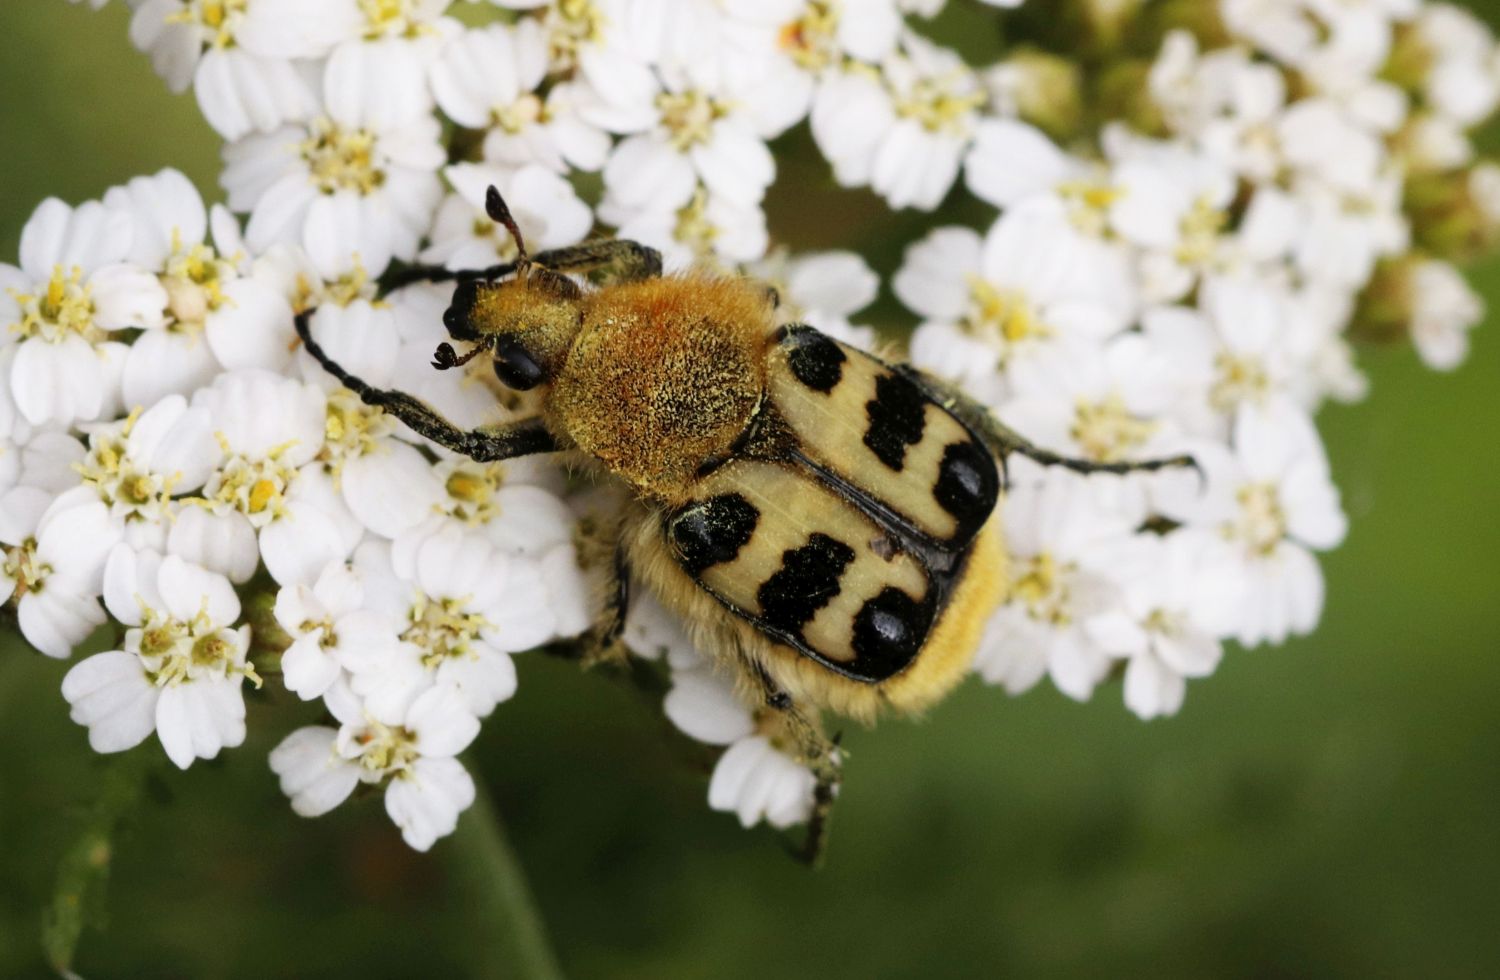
[{"x1": 295, "y1": 185, "x2": 1196, "y2": 860}]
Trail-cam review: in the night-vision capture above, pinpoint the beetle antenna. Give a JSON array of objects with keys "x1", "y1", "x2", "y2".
[
  {"x1": 432, "y1": 341, "x2": 488, "y2": 371},
  {"x1": 485, "y1": 185, "x2": 529, "y2": 269}
]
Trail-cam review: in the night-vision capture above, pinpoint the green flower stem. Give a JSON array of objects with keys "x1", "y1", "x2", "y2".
[{"x1": 444, "y1": 772, "x2": 564, "y2": 980}]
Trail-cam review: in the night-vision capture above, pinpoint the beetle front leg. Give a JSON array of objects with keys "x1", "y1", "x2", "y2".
[{"x1": 296, "y1": 310, "x2": 559, "y2": 462}]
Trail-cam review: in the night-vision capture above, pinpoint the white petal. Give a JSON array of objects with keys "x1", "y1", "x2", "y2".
[
  {"x1": 269, "y1": 726, "x2": 360, "y2": 817},
  {"x1": 407, "y1": 683, "x2": 483, "y2": 756},
  {"x1": 167, "y1": 506, "x2": 260, "y2": 583},
  {"x1": 62, "y1": 651, "x2": 159, "y2": 752},
  {"x1": 385, "y1": 756, "x2": 476, "y2": 851}
]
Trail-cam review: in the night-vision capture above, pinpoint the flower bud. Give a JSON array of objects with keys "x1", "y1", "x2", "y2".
[{"x1": 982, "y1": 49, "x2": 1084, "y2": 141}]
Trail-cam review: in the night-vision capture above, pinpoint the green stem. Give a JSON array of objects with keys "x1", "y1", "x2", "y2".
[
  {"x1": 444, "y1": 772, "x2": 564, "y2": 980},
  {"x1": 42, "y1": 750, "x2": 154, "y2": 978}
]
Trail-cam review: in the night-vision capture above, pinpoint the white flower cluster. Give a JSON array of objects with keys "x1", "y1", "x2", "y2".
[
  {"x1": 9, "y1": 0, "x2": 1492, "y2": 847},
  {"x1": 901, "y1": 0, "x2": 1500, "y2": 718}
]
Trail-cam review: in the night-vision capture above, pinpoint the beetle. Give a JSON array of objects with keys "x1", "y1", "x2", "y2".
[{"x1": 295, "y1": 186, "x2": 1192, "y2": 861}]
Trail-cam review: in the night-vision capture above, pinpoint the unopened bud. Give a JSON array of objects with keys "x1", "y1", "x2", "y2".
[
  {"x1": 983, "y1": 49, "x2": 1083, "y2": 141},
  {"x1": 1406, "y1": 160, "x2": 1500, "y2": 261}
]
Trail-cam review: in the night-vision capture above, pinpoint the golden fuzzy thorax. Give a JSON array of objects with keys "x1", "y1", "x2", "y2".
[{"x1": 547, "y1": 274, "x2": 774, "y2": 501}]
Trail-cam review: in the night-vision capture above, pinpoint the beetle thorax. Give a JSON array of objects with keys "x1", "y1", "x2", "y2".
[{"x1": 549, "y1": 275, "x2": 773, "y2": 501}]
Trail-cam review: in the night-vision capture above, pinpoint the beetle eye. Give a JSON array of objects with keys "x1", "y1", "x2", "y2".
[
  {"x1": 493, "y1": 337, "x2": 545, "y2": 390},
  {"x1": 443, "y1": 281, "x2": 480, "y2": 342}
]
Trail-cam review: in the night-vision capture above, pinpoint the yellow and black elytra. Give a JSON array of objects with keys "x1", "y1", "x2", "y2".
[{"x1": 295, "y1": 186, "x2": 1194, "y2": 863}]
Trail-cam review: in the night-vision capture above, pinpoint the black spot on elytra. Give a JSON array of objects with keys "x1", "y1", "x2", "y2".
[
  {"x1": 669, "y1": 494, "x2": 760, "y2": 575},
  {"x1": 851, "y1": 587, "x2": 932, "y2": 680},
  {"x1": 933, "y1": 440, "x2": 999, "y2": 542},
  {"x1": 779, "y1": 325, "x2": 846, "y2": 393},
  {"x1": 758, "y1": 533, "x2": 855, "y2": 635},
  {"x1": 863, "y1": 373, "x2": 927, "y2": 471}
]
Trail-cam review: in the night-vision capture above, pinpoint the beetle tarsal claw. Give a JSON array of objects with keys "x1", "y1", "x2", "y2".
[{"x1": 432, "y1": 341, "x2": 485, "y2": 371}]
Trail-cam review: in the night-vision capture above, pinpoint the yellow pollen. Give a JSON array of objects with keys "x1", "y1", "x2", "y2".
[{"x1": 248, "y1": 479, "x2": 277, "y2": 514}]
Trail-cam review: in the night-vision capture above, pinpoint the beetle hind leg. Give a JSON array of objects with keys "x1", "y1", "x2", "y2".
[
  {"x1": 747, "y1": 661, "x2": 842, "y2": 867},
  {"x1": 899, "y1": 365, "x2": 1200, "y2": 481}
]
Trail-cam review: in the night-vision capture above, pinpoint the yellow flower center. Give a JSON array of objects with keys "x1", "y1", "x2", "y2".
[
  {"x1": 441, "y1": 461, "x2": 508, "y2": 524},
  {"x1": 1070, "y1": 393, "x2": 1157, "y2": 463},
  {"x1": 893, "y1": 74, "x2": 985, "y2": 136},
  {"x1": 7, "y1": 266, "x2": 99, "y2": 343},
  {"x1": 1210, "y1": 353, "x2": 1270, "y2": 412},
  {"x1": 495, "y1": 93, "x2": 546, "y2": 134},
  {"x1": 778, "y1": 1, "x2": 839, "y2": 71},
  {"x1": 200, "y1": 442, "x2": 300, "y2": 528},
  {"x1": 133, "y1": 605, "x2": 259, "y2": 689},
  {"x1": 966, "y1": 278, "x2": 1051, "y2": 349},
  {"x1": 1057, "y1": 179, "x2": 1121, "y2": 237},
  {"x1": 1234, "y1": 483, "x2": 1286, "y2": 556},
  {"x1": 1175, "y1": 195, "x2": 1228, "y2": 266},
  {"x1": 657, "y1": 90, "x2": 730, "y2": 152},
  {"x1": 322, "y1": 388, "x2": 395, "y2": 482},
  {"x1": 163, "y1": 234, "x2": 235, "y2": 329},
  {"x1": 359, "y1": 0, "x2": 431, "y2": 40},
  {"x1": 352, "y1": 719, "x2": 420, "y2": 774},
  {"x1": 404, "y1": 593, "x2": 493, "y2": 669},
  {"x1": 549, "y1": 0, "x2": 607, "y2": 66},
  {"x1": 1011, "y1": 552, "x2": 1074, "y2": 625},
  {"x1": 301, "y1": 119, "x2": 386, "y2": 196},
  {"x1": 2, "y1": 539, "x2": 47, "y2": 599},
  {"x1": 673, "y1": 187, "x2": 719, "y2": 256},
  {"x1": 166, "y1": 0, "x2": 248, "y2": 49}
]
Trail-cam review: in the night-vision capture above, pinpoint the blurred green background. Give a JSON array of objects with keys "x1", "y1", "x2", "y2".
[{"x1": 3, "y1": 3, "x2": 1499, "y2": 978}]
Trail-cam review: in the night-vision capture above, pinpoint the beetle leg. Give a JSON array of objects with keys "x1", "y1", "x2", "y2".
[
  {"x1": 377, "y1": 239, "x2": 661, "y2": 297},
  {"x1": 295, "y1": 309, "x2": 559, "y2": 462},
  {"x1": 530, "y1": 240, "x2": 664, "y2": 283},
  {"x1": 377, "y1": 260, "x2": 521, "y2": 294},
  {"x1": 583, "y1": 539, "x2": 633, "y2": 669},
  {"x1": 748, "y1": 662, "x2": 842, "y2": 868},
  {"x1": 898, "y1": 365, "x2": 1201, "y2": 481}
]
